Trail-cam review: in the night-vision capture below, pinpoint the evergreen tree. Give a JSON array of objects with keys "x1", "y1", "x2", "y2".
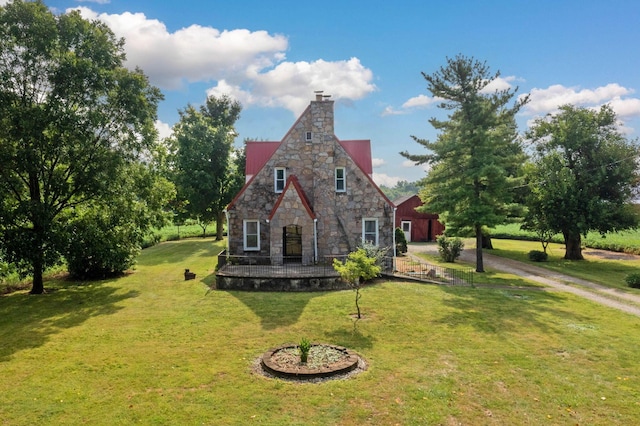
[{"x1": 400, "y1": 55, "x2": 528, "y2": 272}]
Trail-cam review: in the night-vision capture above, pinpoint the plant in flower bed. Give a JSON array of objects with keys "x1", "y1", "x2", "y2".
[
  {"x1": 271, "y1": 344, "x2": 348, "y2": 370},
  {"x1": 299, "y1": 337, "x2": 311, "y2": 363}
]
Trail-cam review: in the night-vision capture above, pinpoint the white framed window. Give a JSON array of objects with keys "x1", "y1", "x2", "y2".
[
  {"x1": 362, "y1": 218, "x2": 379, "y2": 246},
  {"x1": 243, "y1": 220, "x2": 260, "y2": 251},
  {"x1": 274, "y1": 167, "x2": 286, "y2": 193},
  {"x1": 305, "y1": 131, "x2": 312, "y2": 142},
  {"x1": 335, "y1": 167, "x2": 346, "y2": 192}
]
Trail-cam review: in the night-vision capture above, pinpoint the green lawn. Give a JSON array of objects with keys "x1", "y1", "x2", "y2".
[
  {"x1": 484, "y1": 239, "x2": 640, "y2": 291},
  {"x1": 2, "y1": 238, "x2": 640, "y2": 424},
  {"x1": 491, "y1": 223, "x2": 640, "y2": 254}
]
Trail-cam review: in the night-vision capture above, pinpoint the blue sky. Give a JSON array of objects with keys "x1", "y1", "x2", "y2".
[{"x1": 13, "y1": 0, "x2": 640, "y2": 186}]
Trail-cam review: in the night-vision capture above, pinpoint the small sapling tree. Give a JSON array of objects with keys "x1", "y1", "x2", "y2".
[{"x1": 333, "y1": 248, "x2": 382, "y2": 319}]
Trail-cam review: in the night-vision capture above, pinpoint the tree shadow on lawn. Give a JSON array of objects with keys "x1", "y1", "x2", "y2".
[
  {"x1": 0, "y1": 281, "x2": 138, "y2": 362},
  {"x1": 137, "y1": 238, "x2": 225, "y2": 267},
  {"x1": 222, "y1": 290, "x2": 324, "y2": 330},
  {"x1": 434, "y1": 285, "x2": 592, "y2": 335},
  {"x1": 325, "y1": 325, "x2": 376, "y2": 351}
]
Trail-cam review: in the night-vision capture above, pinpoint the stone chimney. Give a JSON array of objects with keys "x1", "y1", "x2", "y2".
[{"x1": 310, "y1": 91, "x2": 334, "y2": 137}]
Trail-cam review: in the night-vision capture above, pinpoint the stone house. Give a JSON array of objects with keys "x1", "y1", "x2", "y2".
[{"x1": 224, "y1": 93, "x2": 395, "y2": 265}]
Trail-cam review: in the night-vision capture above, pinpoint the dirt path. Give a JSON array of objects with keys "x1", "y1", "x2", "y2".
[{"x1": 407, "y1": 243, "x2": 640, "y2": 317}]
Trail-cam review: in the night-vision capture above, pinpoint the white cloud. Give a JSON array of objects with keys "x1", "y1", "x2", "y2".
[
  {"x1": 606, "y1": 96, "x2": 640, "y2": 119},
  {"x1": 71, "y1": 7, "x2": 375, "y2": 115},
  {"x1": 155, "y1": 120, "x2": 173, "y2": 140},
  {"x1": 0, "y1": 0, "x2": 10, "y2": 5},
  {"x1": 402, "y1": 94, "x2": 439, "y2": 109},
  {"x1": 73, "y1": 7, "x2": 288, "y2": 90},
  {"x1": 371, "y1": 158, "x2": 385, "y2": 168},
  {"x1": 523, "y1": 83, "x2": 637, "y2": 116},
  {"x1": 76, "y1": 0, "x2": 111, "y2": 4},
  {"x1": 402, "y1": 159, "x2": 430, "y2": 174},
  {"x1": 380, "y1": 106, "x2": 406, "y2": 117},
  {"x1": 480, "y1": 75, "x2": 518, "y2": 93},
  {"x1": 207, "y1": 58, "x2": 376, "y2": 115},
  {"x1": 372, "y1": 172, "x2": 401, "y2": 187}
]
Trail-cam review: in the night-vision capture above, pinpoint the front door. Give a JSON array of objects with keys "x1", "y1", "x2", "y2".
[
  {"x1": 283, "y1": 225, "x2": 302, "y2": 263},
  {"x1": 401, "y1": 221, "x2": 412, "y2": 242}
]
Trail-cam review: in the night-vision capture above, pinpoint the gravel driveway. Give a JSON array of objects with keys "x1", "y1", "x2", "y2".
[{"x1": 407, "y1": 243, "x2": 640, "y2": 317}]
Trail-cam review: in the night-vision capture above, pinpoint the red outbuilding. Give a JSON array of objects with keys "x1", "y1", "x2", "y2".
[{"x1": 394, "y1": 194, "x2": 444, "y2": 242}]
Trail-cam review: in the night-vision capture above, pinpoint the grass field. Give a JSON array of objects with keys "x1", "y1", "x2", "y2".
[
  {"x1": 491, "y1": 223, "x2": 640, "y2": 254},
  {"x1": 2, "y1": 238, "x2": 640, "y2": 424},
  {"x1": 0, "y1": 223, "x2": 219, "y2": 293}
]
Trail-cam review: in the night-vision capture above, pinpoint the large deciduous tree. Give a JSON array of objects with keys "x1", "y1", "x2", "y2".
[
  {"x1": 65, "y1": 163, "x2": 175, "y2": 279},
  {"x1": 400, "y1": 55, "x2": 528, "y2": 272},
  {"x1": 524, "y1": 104, "x2": 640, "y2": 260},
  {"x1": 169, "y1": 95, "x2": 242, "y2": 240},
  {"x1": 0, "y1": 1, "x2": 163, "y2": 293}
]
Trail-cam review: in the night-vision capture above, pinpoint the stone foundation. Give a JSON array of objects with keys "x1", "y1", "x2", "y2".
[{"x1": 216, "y1": 275, "x2": 349, "y2": 291}]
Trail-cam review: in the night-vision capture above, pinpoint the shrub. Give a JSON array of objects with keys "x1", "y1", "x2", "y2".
[
  {"x1": 528, "y1": 250, "x2": 548, "y2": 262},
  {"x1": 625, "y1": 273, "x2": 640, "y2": 289},
  {"x1": 0, "y1": 260, "x2": 13, "y2": 281},
  {"x1": 436, "y1": 235, "x2": 464, "y2": 262},
  {"x1": 357, "y1": 239, "x2": 390, "y2": 266},
  {"x1": 65, "y1": 209, "x2": 141, "y2": 280},
  {"x1": 395, "y1": 227, "x2": 408, "y2": 254}
]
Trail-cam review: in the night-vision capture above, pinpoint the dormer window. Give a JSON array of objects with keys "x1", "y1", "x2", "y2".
[
  {"x1": 274, "y1": 167, "x2": 286, "y2": 193},
  {"x1": 305, "y1": 131, "x2": 312, "y2": 142}
]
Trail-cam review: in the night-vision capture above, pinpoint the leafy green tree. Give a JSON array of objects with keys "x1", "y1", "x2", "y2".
[
  {"x1": 379, "y1": 180, "x2": 420, "y2": 200},
  {"x1": 65, "y1": 163, "x2": 174, "y2": 279},
  {"x1": 333, "y1": 248, "x2": 382, "y2": 319},
  {"x1": 524, "y1": 104, "x2": 639, "y2": 260},
  {"x1": 0, "y1": 1, "x2": 163, "y2": 293},
  {"x1": 169, "y1": 95, "x2": 242, "y2": 240},
  {"x1": 400, "y1": 55, "x2": 528, "y2": 272}
]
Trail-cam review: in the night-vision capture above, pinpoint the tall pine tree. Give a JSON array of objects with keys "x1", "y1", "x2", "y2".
[{"x1": 401, "y1": 55, "x2": 528, "y2": 272}]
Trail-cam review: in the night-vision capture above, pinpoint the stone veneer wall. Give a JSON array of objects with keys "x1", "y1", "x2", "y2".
[
  {"x1": 268, "y1": 185, "x2": 315, "y2": 264},
  {"x1": 227, "y1": 99, "x2": 394, "y2": 259}
]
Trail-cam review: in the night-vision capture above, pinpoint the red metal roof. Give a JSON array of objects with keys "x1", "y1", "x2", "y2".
[
  {"x1": 338, "y1": 140, "x2": 372, "y2": 175},
  {"x1": 245, "y1": 141, "x2": 280, "y2": 176},
  {"x1": 245, "y1": 139, "x2": 373, "y2": 177}
]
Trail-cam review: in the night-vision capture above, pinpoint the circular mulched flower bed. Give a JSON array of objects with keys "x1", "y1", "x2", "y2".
[{"x1": 258, "y1": 343, "x2": 366, "y2": 381}]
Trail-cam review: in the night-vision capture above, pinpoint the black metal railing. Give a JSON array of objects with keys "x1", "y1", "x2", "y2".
[
  {"x1": 216, "y1": 252, "x2": 349, "y2": 278},
  {"x1": 216, "y1": 250, "x2": 470, "y2": 285},
  {"x1": 393, "y1": 256, "x2": 473, "y2": 286}
]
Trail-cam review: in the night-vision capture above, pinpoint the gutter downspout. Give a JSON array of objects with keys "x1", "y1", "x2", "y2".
[
  {"x1": 224, "y1": 209, "x2": 230, "y2": 257},
  {"x1": 392, "y1": 207, "x2": 397, "y2": 272},
  {"x1": 314, "y1": 218, "x2": 318, "y2": 263}
]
